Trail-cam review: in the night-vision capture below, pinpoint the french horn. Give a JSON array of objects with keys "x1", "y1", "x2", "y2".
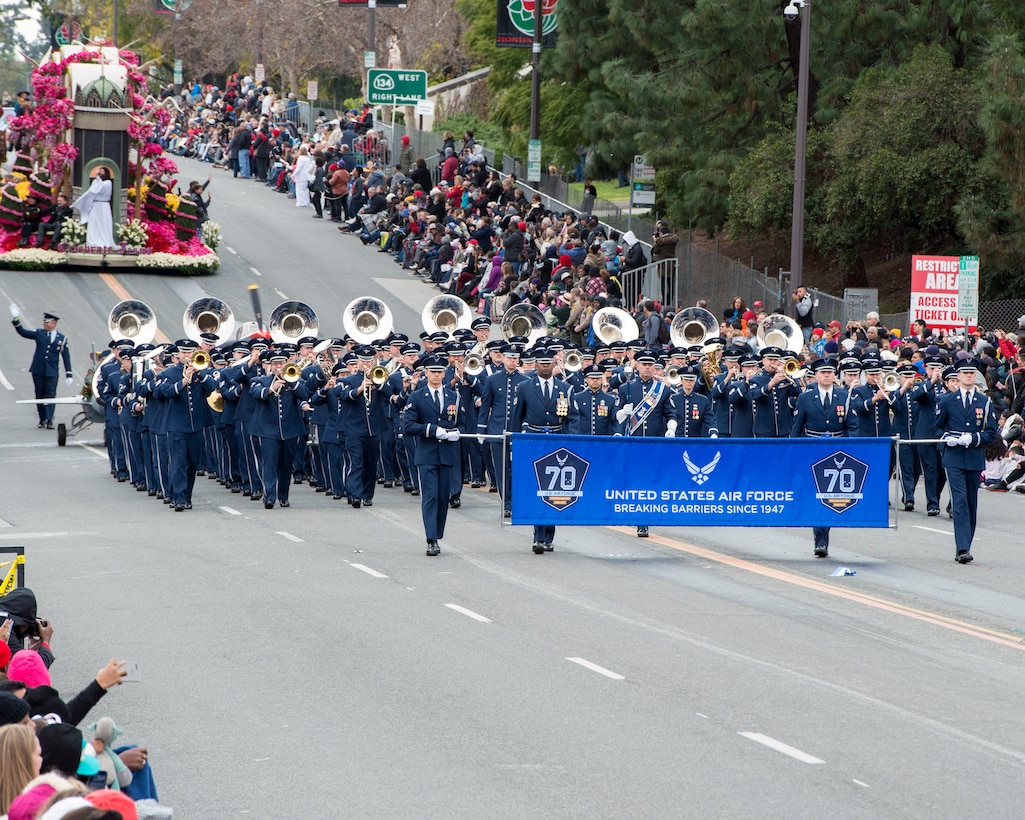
[
  {"x1": 183, "y1": 297, "x2": 235, "y2": 343},
  {"x1": 343, "y1": 297, "x2": 393, "y2": 346},
  {"x1": 591, "y1": 307, "x2": 639, "y2": 345},
  {"x1": 670, "y1": 307, "x2": 718, "y2": 349},
  {"x1": 422, "y1": 294, "x2": 473, "y2": 337},
  {"x1": 501, "y1": 303, "x2": 547, "y2": 347},
  {"x1": 269, "y1": 301, "x2": 319, "y2": 344}
]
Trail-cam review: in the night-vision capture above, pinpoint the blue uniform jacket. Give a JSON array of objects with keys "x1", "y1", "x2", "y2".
[
  {"x1": 338, "y1": 372, "x2": 393, "y2": 436},
  {"x1": 791, "y1": 386, "x2": 857, "y2": 438},
  {"x1": 510, "y1": 374, "x2": 573, "y2": 432},
  {"x1": 13, "y1": 321, "x2": 72, "y2": 377},
  {"x1": 935, "y1": 389, "x2": 997, "y2": 471},
  {"x1": 249, "y1": 374, "x2": 311, "y2": 439},
  {"x1": 616, "y1": 378, "x2": 675, "y2": 437},
  {"x1": 747, "y1": 371, "x2": 800, "y2": 437},
  {"x1": 402, "y1": 384, "x2": 465, "y2": 467},
  {"x1": 850, "y1": 383, "x2": 895, "y2": 437},
  {"x1": 567, "y1": 387, "x2": 618, "y2": 436},
  {"x1": 154, "y1": 363, "x2": 216, "y2": 433},
  {"x1": 477, "y1": 369, "x2": 527, "y2": 435},
  {"x1": 668, "y1": 390, "x2": 717, "y2": 438}
]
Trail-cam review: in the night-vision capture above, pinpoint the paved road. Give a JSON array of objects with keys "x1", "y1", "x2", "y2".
[{"x1": 1, "y1": 160, "x2": 1024, "y2": 818}]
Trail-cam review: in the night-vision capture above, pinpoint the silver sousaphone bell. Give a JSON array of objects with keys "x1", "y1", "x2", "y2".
[
  {"x1": 108, "y1": 299, "x2": 157, "y2": 344},
  {"x1": 501, "y1": 303, "x2": 547, "y2": 347},
  {"x1": 183, "y1": 297, "x2": 235, "y2": 343},
  {"x1": 342, "y1": 297, "x2": 393, "y2": 346},
  {"x1": 670, "y1": 307, "x2": 718, "y2": 349},
  {"x1": 591, "y1": 307, "x2": 639, "y2": 345},
  {"x1": 422, "y1": 294, "x2": 473, "y2": 337},
  {"x1": 269, "y1": 300, "x2": 319, "y2": 344},
  {"x1": 757, "y1": 313, "x2": 804, "y2": 356}
]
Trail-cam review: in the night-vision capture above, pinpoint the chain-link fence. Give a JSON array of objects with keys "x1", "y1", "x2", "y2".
[{"x1": 980, "y1": 300, "x2": 1025, "y2": 333}]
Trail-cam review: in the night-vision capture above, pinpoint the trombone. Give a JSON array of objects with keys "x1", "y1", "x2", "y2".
[{"x1": 190, "y1": 350, "x2": 212, "y2": 370}]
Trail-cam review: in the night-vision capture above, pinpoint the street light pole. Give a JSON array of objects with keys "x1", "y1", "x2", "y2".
[
  {"x1": 788, "y1": 0, "x2": 811, "y2": 307},
  {"x1": 528, "y1": 0, "x2": 542, "y2": 141}
]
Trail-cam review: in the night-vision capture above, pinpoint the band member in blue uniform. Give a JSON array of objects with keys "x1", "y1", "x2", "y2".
[
  {"x1": 510, "y1": 346, "x2": 573, "y2": 553},
  {"x1": 791, "y1": 357, "x2": 856, "y2": 557},
  {"x1": 667, "y1": 365, "x2": 718, "y2": 438},
  {"x1": 616, "y1": 349, "x2": 676, "y2": 537},
  {"x1": 710, "y1": 346, "x2": 744, "y2": 437},
  {"x1": 339, "y1": 346, "x2": 393, "y2": 508},
  {"x1": 567, "y1": 366, "x2": 618, "y2": 436},
  {"x1": 9, "y1": 305, "x2": 73, "y2": 428},
  {"x1": 892, "y1": 363, "x2": 924, "y2": 511},
  {"x1": 154, "y1": 340, "x2": 217, "y2": 512},
  {"x1": 402, "y1": 354, "x2": 466, "y2": 556},
  {"x1": 935, "y1": 357, "x2": 998, "y2": 563},
  {"x1": 249, "y1": 350, "x2": 313, "y2": 509},
  {"x1": 748, "y1": 347, "x2": 800, "y2": 438},
  {"x1": 850, "y1": 358, "x2": 895, "y2": 437},
  {"x1": 476, "y1": 344, "x2": 527, "y2": 518},
  {"x1": 726, "y1": 353, "x2": 761, "y2": 438},
  {"x1": 913, "y1": 356, "x2": 947, "y2": 516}
]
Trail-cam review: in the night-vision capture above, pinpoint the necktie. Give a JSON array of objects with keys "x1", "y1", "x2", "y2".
[
  {"x1": 434, "y1": 390, "x2": 442, "y2": 413},
  {"x1": 823, "y1": 392, "x2": 830, "y2": 408},
  {"x1": 965, "y1": 391, "x2": 972, "y2": 408},
  {"x1": 544, "y1": 381, "x2": 551, "y2": 402}
]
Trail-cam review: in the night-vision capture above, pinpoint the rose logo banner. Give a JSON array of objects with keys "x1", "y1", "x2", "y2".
[{"x1": 509, "y1": 435, "x2": 892, "y2": 528}]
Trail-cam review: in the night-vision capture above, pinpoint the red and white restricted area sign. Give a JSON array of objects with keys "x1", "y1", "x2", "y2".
[{"x1": 909, "y1": 255, "x2": 977, "y2": 334}]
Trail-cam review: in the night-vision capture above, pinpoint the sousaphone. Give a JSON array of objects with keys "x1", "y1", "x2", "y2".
[
  {"x1": 269, "y1": 300, "x2": 319, "y2": 344},
  {"x1": 670, "y1": 307, "x2": 718, "y2": 349},
  {"x1": 108, "y1": 299, "x2": 157, "y2": 345},
  {"x1": 757, "y1": 313, "x2": 804, "y2": 355},
  {"x1": 500, "y1": 303, "x2": 547, "y2": 347},
  {"x1": 422, "y1": 294, "x2": 473, "y2": 337},
  {"x1": 183, "y1": 298, "x2": 235, "y2": 343},
  {"x1": 591, "y1": 307, "x2": 639, "y2": 345},
  {"x1": 342, "y1": 297, "x2": 393, "y2": 346}
]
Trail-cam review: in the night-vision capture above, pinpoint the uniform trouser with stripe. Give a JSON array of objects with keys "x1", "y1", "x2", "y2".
[
  {"x1": 945, "y1": 465, "x2": 980, "y2": 554},
  {"x1": 154, "y1": 433, "x2": 170, "y2": 496},
  {"x1": 122, "y1": 425, "x2": 143, "y2": 484},
  {"x1": 379, "y1": 426, "x2": 398, "y2": 481},
  {"x1": 489, "y1": 441, "x2": 511, "y2": 510},
  {"x1": 31, "y1": 374, "x2": 57, "y2": 423},
  {"x1": 417, "y1": 463, "x2": 452, "y2": 541},
  {"x1": 898, "y1": 438, "x2": 921, "y2": 504},
  {"x1": 109, "y1": 421, "x2": 128, "y2": 479},
  {"x1": 260, "y1": 436, "x2": 298, "y2": 504},
  {"x1": 346, "y1": 433, "x2": 380, "y2": 502},
  {"x1": 167, "y1": 430, "x2": 204, "y2": 505},
  {"x1": 324, "y1": 438, "x2": 344, "y2": 496},
  {"x1": 402, "y1": 433, "x2": 418, "y2": 489},
  {"x1": 140, "y1": 429, "x2": 157, "y2": 491},
  {"x1": 918, "y1": 443, "x2": 941, "y2": 511}
]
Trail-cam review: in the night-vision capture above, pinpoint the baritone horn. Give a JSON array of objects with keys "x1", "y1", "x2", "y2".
[
  {"x1": 670, "y1": 307, "x2": 718, "y2": 348},
  {"x1": 108, "y1": 299, "x2": 157, "y2": 344},
  {"x1": 665, "y1": 365, "x2": 682, "y2": 386},
  {"x1": 269, "y1": 301, "x2": 319, "y2": 344},
  {"x1": 183, "y1": 297, "x2": 235, "y2": 343},
  {"x1": 343, "y1": 297, "x2": 393, "y2": 346}
]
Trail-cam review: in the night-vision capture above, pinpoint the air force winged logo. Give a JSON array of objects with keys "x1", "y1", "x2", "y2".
[
  {"x1": 811, "y1": 451, "x2": 869, "y2": 513},
  {"x1": 683, "y1": 450, "x2": 721, "y2": 485},
  {"x1": 533, "y1": 447, "x2": 589, "y2": 511}
]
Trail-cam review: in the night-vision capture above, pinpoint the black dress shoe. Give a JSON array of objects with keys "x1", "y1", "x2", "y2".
[
  {"x1": 148, "y1": 489, "x2": 157, "y2": 497},
  {"x1": 411, "y1": 489, "x2": 420, "y2": 496},
  {"x1": 45, "y1": 421, "x2": 54, "y2": 430},
  {"x1": 543, "y1": 542, "x2": 554, "y2": 552},
  {"x1": 136, "y1": 483, "x2": 147, "y2": 491},
  {"x1": 264, "y1": 500, "x2": 275, "y2": 509},
  {"x1": 333, "y1": 494, "x2": 343, "y2": 500},
  {"x1": 352, "y1": 499, "x2": 361, "y2": 509},
  {"x1": 117, "y1": 477, "x2": 128, "y2": 483},
  {"x1": 814, "y1": 545, "x2": 828, "y2": 557},
  {"x1": 293, "y1": 476, "x2": 304, "y2": 484},
  {"x1": 156, "y1": 490, "x2": 164, "y2": 499},
  {"x1": 426, "y1": 540, "x2": 440, "y2": 556},
  {"x1": 403, "y1": 485, "x2": 414, "y2": 493},
  {"x1": 185, "y1": 502, "x2": 193, "y2": 510},
  {"x1": 37, "y1": 421, "x2": 45, "y2": 429},
  {"x1": 316, "y1": 486, "x2": 327, "y2": 493},
  {"x1": 903, "y1": 502, "x2": 914, "y2": 512},
  {"x1": 174, "y1": 504, "x2": 185, "y2": 512},
  {"x1": 231, "y1": 485, "x2": 242, "y2": 493},
  {"x1": 927, "y1": 508, "x2": 940, "y2": 516},
  {"x1": 489, "y1": 484, "x2": 499, "y2": 493},
  {"x1": 363, "y1": 499, "x2": 373, "y2": 507},
  {"x1": 956, "y1": 550, "x2": 974, "y2": 564},
  {"x1": 383, "y1": 480, "x2": 394, "y2": 488},
  {"x1": 279, "y1": 499, "x2": 290, "y2": 508},
  {"x1": 449, "y1": 496, "x2": 461, "y2": 509},
  {"x1": 532, "y1": 541, "x2": 545, "y2": 554},
  {"x1": 636, "y1": 526, "x2": 649, "y2": 538},
  {"x1": 251, "y1": 492, "x2": 263, "y2": 501},
  {"x1": 503, "y1": 509, "x2": 511, "y2": 518},
  {"x1": 471, "y1": 480, "x2": 485, "y2": 488},
  {"x1": 196, "y1": 470, "x2": 206, "y2": 476}
]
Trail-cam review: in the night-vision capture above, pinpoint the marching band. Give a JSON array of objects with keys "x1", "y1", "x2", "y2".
[{"x1": 86, "y1": 297, "x2": 994, "y2": 560}]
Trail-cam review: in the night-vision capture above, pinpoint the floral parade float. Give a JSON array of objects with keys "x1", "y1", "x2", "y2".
[{"x1": 0, "y1": 44, "x2": 219, "y2": 273}]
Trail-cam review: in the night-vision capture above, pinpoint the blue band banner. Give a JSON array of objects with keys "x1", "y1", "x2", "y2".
[{"x1": 509, "y1": 435, "x2": 892, "y2": 528}]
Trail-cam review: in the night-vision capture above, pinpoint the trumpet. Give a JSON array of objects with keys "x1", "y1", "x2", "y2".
[{"x1": 190, "y1": 350, "x2": 212, "y2": 370}]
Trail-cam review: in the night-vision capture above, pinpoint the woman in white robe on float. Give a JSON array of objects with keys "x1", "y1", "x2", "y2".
[{"x1": 72, "y1": 166, "x2": 116, "y2": 247}]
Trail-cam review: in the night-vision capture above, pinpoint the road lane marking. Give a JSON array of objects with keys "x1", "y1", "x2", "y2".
[
  {"x1": 275, "y1": 289, "x2": 288, "y2": 300},
  {"x1": 219, "y1": 506, "x2": 242, "y2": 516},
  {"x1": 0, "y1": 368, "x2": 13, "y2": 390},
  {"x1": 0, "y1": 532, "x2": 70, "y2": 539},
  {"x1": 250, "y1": 267, "x2": 262, "y2": 277},
  {"x1": 445, "y1": 603, "x2": 492, "y2": 622},
  {"x1": 566, "y1": 657, "x2": 625, "y2": 680},
  {"x1": 853, "y1": 779, "x2": 870, "y2": 788},
  {"x1": 225, "y1": 246, "x2": 238, "y2": 254},
  {"x1": 912, "y1": 525, "x2": 953, "y2": 535},
  {"x1": 623, "y1": 527, "x2": 1025, "y2": 652},
  {"x1": 80, "y1": 444, "x2": 108, "y2": 459},
  {"x1": 276, "y1": 531, "x2": 303, "y2": 543},
  {"x1": 351, "y1": 563, "x2": 388, "y2": 579},
  {"x1": 738, "y1": 732, "x2": 825, "y2": 764}
]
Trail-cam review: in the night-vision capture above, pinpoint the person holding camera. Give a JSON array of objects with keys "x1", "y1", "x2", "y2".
[{"x1": 792, "y1": 286, "x2": 814, "y2": 342}]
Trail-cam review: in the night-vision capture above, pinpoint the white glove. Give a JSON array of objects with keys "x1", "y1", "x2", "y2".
[
  {"x1": 9, "y1": 303, "x2": 19, "y2": 318},
  {"x1": 664, "y1": 420, "x2": 677, "y2": 438},
  {"x1": 477, "y1": 434, "x2": 485, "y2": 445},
  {"x1": 445, "y1": 430, "x2": 461, "y2": 442},
  {"x1": 615, "y1": 403, "x2": 634, "y2": 424},
  {"x1": 959, "y1": 433, "x2": 973, "y2": 447},
  {"x1": 434, "y1": 427, "x2": 447, "y2": 439},
  {"x1": 710, "y1": 432, "x2": 718, "y2": 439},
  {"x1": 65, "y1": 376, "x2": 73, "y2": 386}
]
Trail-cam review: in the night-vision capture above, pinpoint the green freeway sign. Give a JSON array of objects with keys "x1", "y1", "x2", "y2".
[{"x1": 367, "y1": 69, "x2": 428, "y2": 104}]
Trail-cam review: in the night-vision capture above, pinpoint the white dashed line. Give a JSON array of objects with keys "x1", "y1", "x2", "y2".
[
  {"x1": 738, "y1": 732, "x2": 825, "y2": 764},
  {"x1": 274, "y1": 289, "x2": 288, "y2": 300},
  {"x1": 80, "y1": 444, "x2": 108, "y2": 459},
  {"x1": 276, "y1": 531, "x2": 303, "y2": 543},
  {"x1": 0, "y1": 532, "x2": 70, "y2": 539},
  {"x1": 912, "y1": 525, "x2": 953, "y2": 535},
  {"x1": 445, "y1": 603, "x2": 492, "y2": 623},
  {"x1": 565, "y1": 657, "x2": 625, "y2": 680},
  {"x1": 696, "y1": 713, "x2": 709, "y2": 719},
  {"x1": 853, "y1": 779, "x2": 870, "y2": 788},
  {"x1": 218, "y1": 506, "x2": 242, "y2": 516},
  {"x1": 250, "y1": 267, "x2": 262, "y2": 277},
  {"x1": 225, "y1": 246, "x2": 238, "y2": 254},
  {"x1": 351, "y1": 563, "x2": 388, "y2": 579},
  {"x1": 0, "y1": 368, "x2": 13, "y2": 390}
]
